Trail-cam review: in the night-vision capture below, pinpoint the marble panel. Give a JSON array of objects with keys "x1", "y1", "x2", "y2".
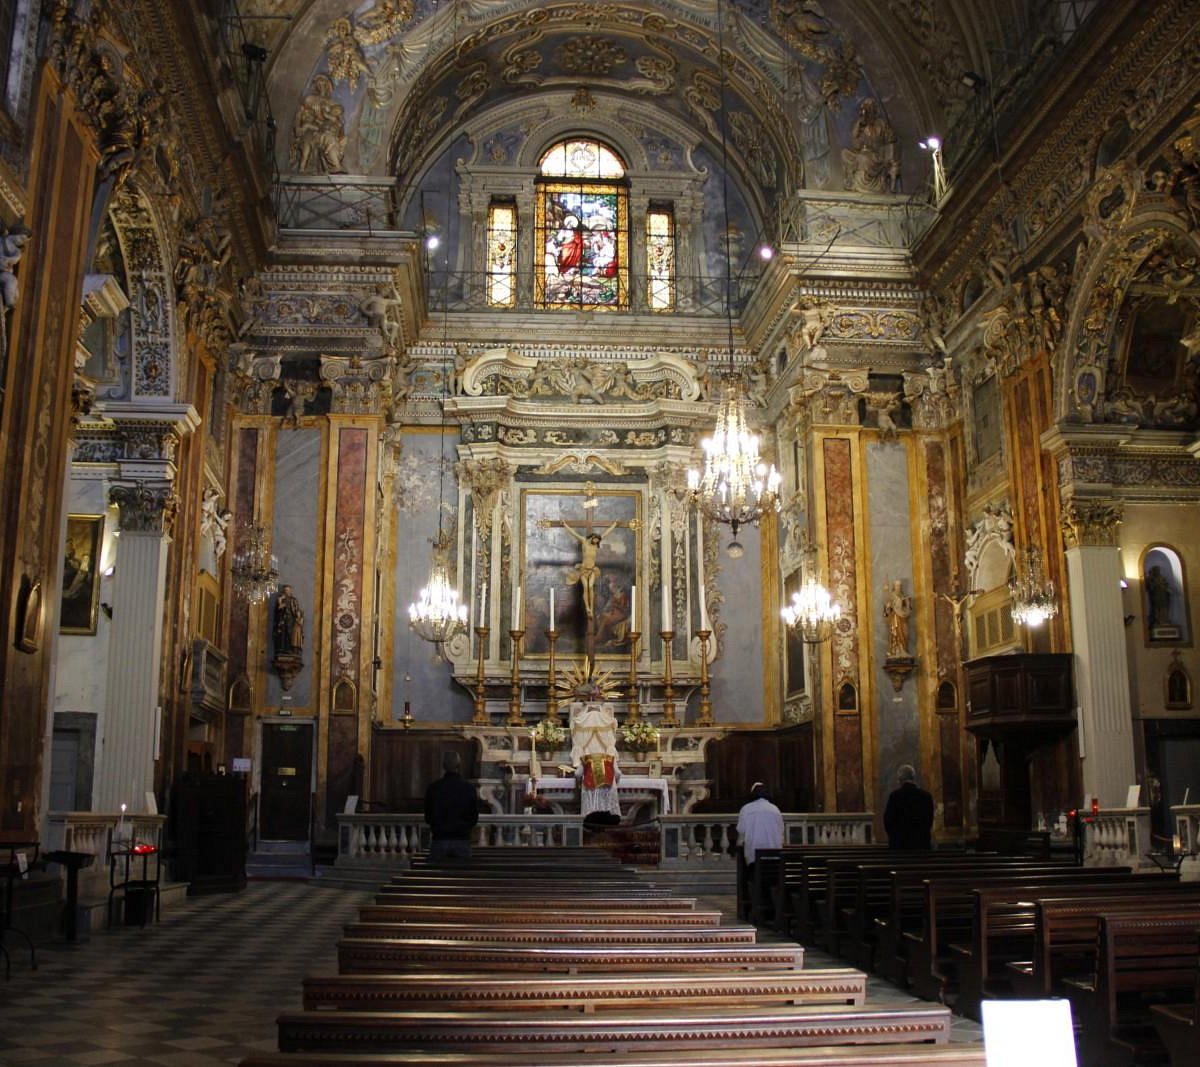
[
  {"x1": 709, "y1": 525, "x2": 766, "y2": 725},
  {"x1": 228, "y1": 427, "x2": 258, "y2": 686}
]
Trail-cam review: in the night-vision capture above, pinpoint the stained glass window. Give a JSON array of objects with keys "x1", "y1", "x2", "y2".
[
  {"x1": 535, "y1": 140, "x2": 629, "y2": 310},
  {"x1": 647, "y1": 207, "x2": 675, "y2": 311},
  {"x1": 486, "y1": 202, "x2": 517, "y2": 308}
]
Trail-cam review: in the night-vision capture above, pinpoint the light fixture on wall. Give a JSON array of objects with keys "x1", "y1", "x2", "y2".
[
  {"x1": 781, "y1": 540, "x2": 842, "y2": 644},
  {"x1": 1009, "y1": 545, "x2": 1058, "y2": 627},
  {"x1": 231, "y1": 521, "x2": 279, "y2": 604},
  {"x1": 686, "y1": 0, "x2": 780, "y2": 557}
]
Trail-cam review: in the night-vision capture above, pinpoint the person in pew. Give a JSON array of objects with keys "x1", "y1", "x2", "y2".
[
  {"x1": 737, "y1": 782, "x2": 784, "y2": 894},
  {"x1": 884, "y1": 764, "x2": 934, "y2": 850},
  {"x1": 424, "y1": 751, "x2": 480, "y2": 860}
]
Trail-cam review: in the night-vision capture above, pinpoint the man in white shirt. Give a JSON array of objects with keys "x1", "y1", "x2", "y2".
[{"x1": 737, "y1": 781, "x2": 784, "y2": 865}]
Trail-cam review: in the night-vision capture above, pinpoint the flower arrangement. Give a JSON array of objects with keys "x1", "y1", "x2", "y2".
[
  {"x1": 530, "y1": 719, "x2": 567, "y2": 749},
  {"x1": 620, "y1": 720, "x2": 660, "y2": 752}
]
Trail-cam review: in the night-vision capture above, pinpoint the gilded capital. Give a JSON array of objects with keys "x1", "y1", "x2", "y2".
[
  {"x1": 1060, "y1": 499, "x2": 1123, "y2": 549},
  {"x1": 109, "y1": 482, "x2": 178, "y2": 537}
]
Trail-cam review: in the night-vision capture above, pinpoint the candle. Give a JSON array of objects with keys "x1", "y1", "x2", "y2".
[
  {"x1": 696, "y1": 521, "x2": 707, "y2": 628},
  {"x1": 662, "y1": 584, "x2": 671, "y2": 632},
  {"x1": 479, "y1": 580, "x2": 487, "y2": 626},
  {"x1": 513, "y1": 586, "x2": 522, "y2": 629},
  {"x1": 630, "y1": 584, "x2": 636, "y2": 631},
  {"x1": 549, "y1": 587, "x2": 555, "y2": 628}
]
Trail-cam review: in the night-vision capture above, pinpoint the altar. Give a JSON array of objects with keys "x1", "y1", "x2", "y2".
[{"x1": 519, "y1": 774, "x2": 672, "y2": 820}]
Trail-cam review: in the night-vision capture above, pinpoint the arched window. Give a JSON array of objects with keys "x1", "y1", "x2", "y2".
[{"x1": 535, "y1": 138, "x2": 629, "y2": 310}]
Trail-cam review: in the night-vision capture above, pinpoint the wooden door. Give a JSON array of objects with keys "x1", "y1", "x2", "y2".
[{"x1": 260, "y1": 722, "x2": 314, "y2": 841}]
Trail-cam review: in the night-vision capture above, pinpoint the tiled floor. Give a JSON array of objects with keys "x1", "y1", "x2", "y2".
[{"x1": 0, "y1": 877, "x2": 980, "y2": 1066}]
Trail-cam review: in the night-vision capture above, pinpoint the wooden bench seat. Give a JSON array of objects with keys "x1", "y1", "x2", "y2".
[
  {"x1": 373, "y1": 892, "x2": 698, "y2": 910},
  {"x1": 1151, "y1": 951, "x2": 1200, "y2": 1067},
  {"x1": 343, "y1": 921, "x2": 759, "y2": 945},
  {"x1": 358, "y1": 904, "x2": 723, "y2": 926},
  {"x1": 302, "y1": 968, "x2": 870, "y2": 1012},
  {"x1": 241, "y1": 1039, "x2": 989, "y2": 1067},
  {"x1": 337, "y1": 937, "x2": 806, "y2": 973},
  {"x1": 952, "y1": 874, "x2": 1187, "y2": 1019},
  {"x1": 275, "y1": 1003, "x2": 953, "y2": 1055},
  {"x1": 1063, "y1": 914, "x2": 1200, "y2": 1067},
  {"x1": 1001, "y1": 885, "x2": 1200, "y2": 1000}
]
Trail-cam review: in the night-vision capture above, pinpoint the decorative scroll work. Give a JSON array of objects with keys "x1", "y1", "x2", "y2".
[
  {"x1": 963, "y1": 503, "x2": 1014, "y2": 590},
  {"x1": 1060, "y1": 499, "x2": 1124, "y2": 550},
  {"x1": 109, "y1": 481, "x2": 178, "y2": 536},
  {"x1": 459, "y1": 348, "x2": 700, "y2": 402}
]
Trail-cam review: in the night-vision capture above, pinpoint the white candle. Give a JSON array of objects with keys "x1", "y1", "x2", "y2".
[
  {"x1": 479, "y1": 580, "x2": 487, "y2": 626},
  {"x1": 630, "y1": 584, "x2": 636, "y2": 631},
  {"x1": 696, "y1": 521, "x2": 707, "y2": 628},
  {"x1": 662, "y1": 585, "x2": 671, "y2": 632},
  {"x1": 549, "y1": 587, "x2": 555, "y2": 629},
  {"x1": 513, "y1": 586, "x2": 522, "y2": 629}
]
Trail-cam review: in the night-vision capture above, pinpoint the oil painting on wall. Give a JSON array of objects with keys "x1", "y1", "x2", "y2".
[{"x1": 61, "y1": 514, "x2": 104, "y2": 635}]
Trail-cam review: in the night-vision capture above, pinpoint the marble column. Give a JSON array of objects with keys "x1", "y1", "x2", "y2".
[
  {"x1": 95, "y1": 482, "x2": 175, "y2": 812},
  {"x1": 1061, "y1": 499, "x2": 1135, "y2": 807}
]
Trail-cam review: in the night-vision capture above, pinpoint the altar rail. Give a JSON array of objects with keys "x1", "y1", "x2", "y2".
[
  {"x1": 1082, "y1": 806, "x2": 1151, "y2": 867},
  {"x1": 336, "y1": 811, "x2": 875, "y2": 868},
  {"x1": 1171, "y1": 803, "x2": 1200, "y2": 880},
  {"x1": 45, "y1": 811, "x2": 168, "y2": 902}
]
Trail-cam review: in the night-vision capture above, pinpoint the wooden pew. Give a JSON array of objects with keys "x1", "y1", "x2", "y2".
[
  {"x1": 1151, "y1": 951, "x2": 1200, "y2": 1067},
  {"x1": 338, "y1": 937, "x2": 808, "y2": 973},
  {"x1": 373, "y1": 892, "x2": 698, "y2": 910},
  {"x1": 1003, "y1": 886, "x2": 1200, "y2": 1000},
  {"x1": 302, "y1": 968, "x2": 870, "y2": 1012},
  {"x1": 342, "y1": 921, "x2": 759, "y2": 945},
  {"x1": 274, "y1": 1003, "x2": 954, "y2": 1055},
  {"x1": 952, "y1": 875, "x2": 1189, "y2": 1019},
  {"x1": 1064, "y1": 914, "x2": 1200, "y2": 1067},
  {"x1": 770, "y1": 847, "x2": 892, "y2": 943},
  {"x1": 358, "y1": 903, "x2": 723, "y2": 926},
  {"x1": 242, "y1": 1040, "x2": 990, "y2": 1067},
  {"x1": 903, "y1": 867, "x2": 1136, "y2": 1001}
]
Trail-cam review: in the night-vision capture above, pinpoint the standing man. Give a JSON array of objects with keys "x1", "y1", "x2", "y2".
[
  {"x1": 424, "y1": 751, "x2": 479, "y2": 861},
  {"x1": 883, "y1": 764, "x2": 934, "y2": 850},
  {"x1": 736, "y1": 782, "x2": 783, "y2": 915}
]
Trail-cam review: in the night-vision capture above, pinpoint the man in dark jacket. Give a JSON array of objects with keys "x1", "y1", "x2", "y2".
[
  {"x1": 883, "y1": 764, "x2": 934, "y2": 850},
  {"x1": 424, "y1": 751, "x2": 479, "y2": 860}
]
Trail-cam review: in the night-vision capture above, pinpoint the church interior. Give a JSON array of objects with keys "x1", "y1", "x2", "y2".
[{"x1": 2, "y1": 0, "x2": 1200, "y2": 1062}]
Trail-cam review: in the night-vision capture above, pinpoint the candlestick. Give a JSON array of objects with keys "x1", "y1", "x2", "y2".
[
  {"x1": 545, "y1": 626, "x2": 560, "y2": 723},
  {"x1": 626, "y1": 629, "x2": 641, "y2": 722},
  {"x1": 507, "y1": 628, "x2": 525, "y2": 726},
  {"x1": 472, "y1": 625, "x2": 490, "y2": 724},
  {"x1": 660, "y1": 629, "x2": 677, "y2": 725},
  {"x1": 696, "y1": 628, "x2": 713, "y2": 725}
]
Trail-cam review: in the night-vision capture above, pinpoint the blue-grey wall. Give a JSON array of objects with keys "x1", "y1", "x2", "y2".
[{"x1": 709, "y1": 524, "x2": 766, "y2": 724}]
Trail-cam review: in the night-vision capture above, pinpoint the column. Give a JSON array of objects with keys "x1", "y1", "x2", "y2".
[
  {"x1": 95, "y1": 482, "x2": 175, "y2": 812},
  {"x1": 1061, "y1": 499, "x2": 1135, "y2": 807}
]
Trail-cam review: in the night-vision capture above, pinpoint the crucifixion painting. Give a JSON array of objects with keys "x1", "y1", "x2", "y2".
[{"x1": 524, "y1": 488, "x2": 640, "y2": 658}]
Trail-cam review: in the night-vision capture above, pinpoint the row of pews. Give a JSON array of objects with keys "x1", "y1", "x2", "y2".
[
  {"x1": 241, "y1": 847, "x2": 987, "y2": 1066},
  {"x1": 742, "y1": 844, "x2": 1200, "y2": 1067}
]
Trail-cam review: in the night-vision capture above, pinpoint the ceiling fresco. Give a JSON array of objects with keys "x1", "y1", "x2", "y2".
[{"x1": 252, "y1": 0, "x2": 1035, "y2": 199}]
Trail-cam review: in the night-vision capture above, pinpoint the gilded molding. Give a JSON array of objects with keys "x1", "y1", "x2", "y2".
[
  {"x1": 109, "y1": 481, "x2": 178, "y2": 536},
  {"x1": 1060, "y1": 499, "x2": 1124, "y2": 550}
]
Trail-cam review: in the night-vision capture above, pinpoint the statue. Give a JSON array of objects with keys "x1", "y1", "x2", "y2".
[
  {"x1": 883, "y1": 579, "x2": 912, "y2": 658},
  {"x1": 841, "y1": 98, "x2": 900, "y2": 194},
  {"x1": 561, "y1": 520, "x2": 619, "y2": 618},
  {"x1": 290, "y1": 74, "x2": 346, "y2": 175},
  {"x1": 0, "y1": 224, "x2": 31, "y2": 311},
  {"x1": 274, "y1": 584, "x2": 304, "y2": 656},
  {"x1": 200, "y1": 487, "x2": 232, "y2": 560},
  {"x1": 1146, "y1": 565, "x2": 1172, "y2": 631}
]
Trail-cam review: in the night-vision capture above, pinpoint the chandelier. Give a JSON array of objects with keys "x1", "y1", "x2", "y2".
[
  {"x1": 408, "y1": 528, "x2": 468, "y2": 644},
  {"x1": 781, "y1": 571, "x2": 842, "y2": 644},
  {"x1": 686, "y1": 0, "x2": 780, "y2": 557},
  {"x1": 230, "y1": 521, "x2": 279, "y2": 604},
  {"x1": 687, "y1": 376, "x2": 782, "y2": 555},
  {"x1": 1010, "y1": 545, "x2": 1058, "y2": 627}
]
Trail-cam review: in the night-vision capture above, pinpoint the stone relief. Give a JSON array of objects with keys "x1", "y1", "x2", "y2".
[
  {"x1": 842, "y1": 98, "x2": 900, "y2": 195},
  {"x1": 963, "y1": 503, "x2": 1014, "y2": 589},
  {"x1": 291, "y1": 75, "x2": 347, "y2": 175},
  {"x1": 200, "y1": 487, "x2": 232, "y2": 560}
]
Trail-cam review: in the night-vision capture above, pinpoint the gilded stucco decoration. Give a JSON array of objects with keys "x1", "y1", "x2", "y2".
[
  {"x1": 962, "y1": 503, "x2": 1014, "y2": 591},
  {"x1": 109, "y1": 481, "x2": 178, "y2": 536},
  {"x1": 902, "y1": 358, "x2": 956, "y2": 430},
  {"x1": 460, "y1": 348, "x2": 700, "y2": 402},
  {"x1": 1060, "y1": 499, "x2": 1124, "y2": 550}
]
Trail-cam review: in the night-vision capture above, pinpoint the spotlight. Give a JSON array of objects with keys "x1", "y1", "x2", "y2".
[
  {"x1": 961, "y1": 71, "x2": 985, "y2": 90},
  {"x1": 1119, "y1": 578, "x2": 1128, "y2": 589},
  {"x1": 919, "y1": 136, "x2": 941, "y2": 151},
  {"x1": 757, "y1": 243, "x2": 774, "y2": 261},
  {"x1": 425, "y1": 234, "x2": 440, "y2": 251}
]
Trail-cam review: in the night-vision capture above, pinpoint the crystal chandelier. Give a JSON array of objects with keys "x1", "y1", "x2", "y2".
[
  {"x1": 408, "y1": 528, "x2": 468, "y2": 644},
  {"x1": 1009, "y1": 545, "x2": 1058, "y2": 627},
  {"x1": 781, "y1": 572, "x2": 842, "y2": 644},
  {"x1": 230, "y1": 521, "x2": 279, "y2": 604},
  {"x1": 687, "y1": 376, "x2": 782, "y2": 555}
]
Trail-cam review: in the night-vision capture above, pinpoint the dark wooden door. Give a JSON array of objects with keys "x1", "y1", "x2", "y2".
[{"x1": 260, "y1": 722, "x2": 314, "y2": 841}]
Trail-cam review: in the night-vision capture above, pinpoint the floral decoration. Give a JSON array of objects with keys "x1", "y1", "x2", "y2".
[
  {"x1": 620, "y1": 720, "x2": 659, "y2": 751},
  {"x1": 531, "y1": 719, "x2": 567, "y2": 749}
]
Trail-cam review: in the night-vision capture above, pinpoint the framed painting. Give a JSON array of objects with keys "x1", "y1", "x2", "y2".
[
  {"x1": 61, "y1": 514, "x2": 104, "y2": 635},
  {"x1": 520, "y1": 488, "x2": 640, "y2": 658}
]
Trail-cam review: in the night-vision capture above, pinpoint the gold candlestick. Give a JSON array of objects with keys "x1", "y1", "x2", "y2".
[
  {"x1": 472, "y1": 625, "x2": 490, "y2": 725},
  {"x1": 660, "y1": 629, "x2": 677, "y2": 725},
  {"x1": 696, "y1": 628, "x2": 713, "y2": 725},
  {"x1": 507, "y1": 629, "x2": 526, "y2": 726},
  {"x1": 545, "y1": 627, "x2": 560, "y2": 723},
  {"x1": 626, "y1": 630, "x2": 641, "y2": 722}
]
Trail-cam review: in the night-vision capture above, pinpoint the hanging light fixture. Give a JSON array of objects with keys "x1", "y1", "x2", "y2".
[
  {"x1": 781, "y1": 539, "x2": 842, "y2": 643},
  {"x1": 409, "y1": 123, "x2": 468, "y2": 647},
  {"x1": 686, "y1": 0, "x2": 780, "y2": 556},
  {"x1": 231, "y1": 521, "x2": 279, "y2": 604},
  {"x1": 1009, "y1": 545, "x2": 1058, "y2": 627}
]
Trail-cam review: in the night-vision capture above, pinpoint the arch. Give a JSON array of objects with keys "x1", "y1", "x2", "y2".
[
  {"x1": 936, "y1": 680, "x2": 957, "y2": 711},
  {"x1": 332, "y1": 674, "x2": 358, "y2": 715}
]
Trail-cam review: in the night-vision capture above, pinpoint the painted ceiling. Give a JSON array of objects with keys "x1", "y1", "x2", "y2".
[{"x1": 248, "y1": 0, "x2": 1034, "y2": 197}]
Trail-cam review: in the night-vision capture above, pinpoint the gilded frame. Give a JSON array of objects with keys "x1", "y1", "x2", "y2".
[{"x1": 60, "y1": 513, "x2": 104, "y2": 635}]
